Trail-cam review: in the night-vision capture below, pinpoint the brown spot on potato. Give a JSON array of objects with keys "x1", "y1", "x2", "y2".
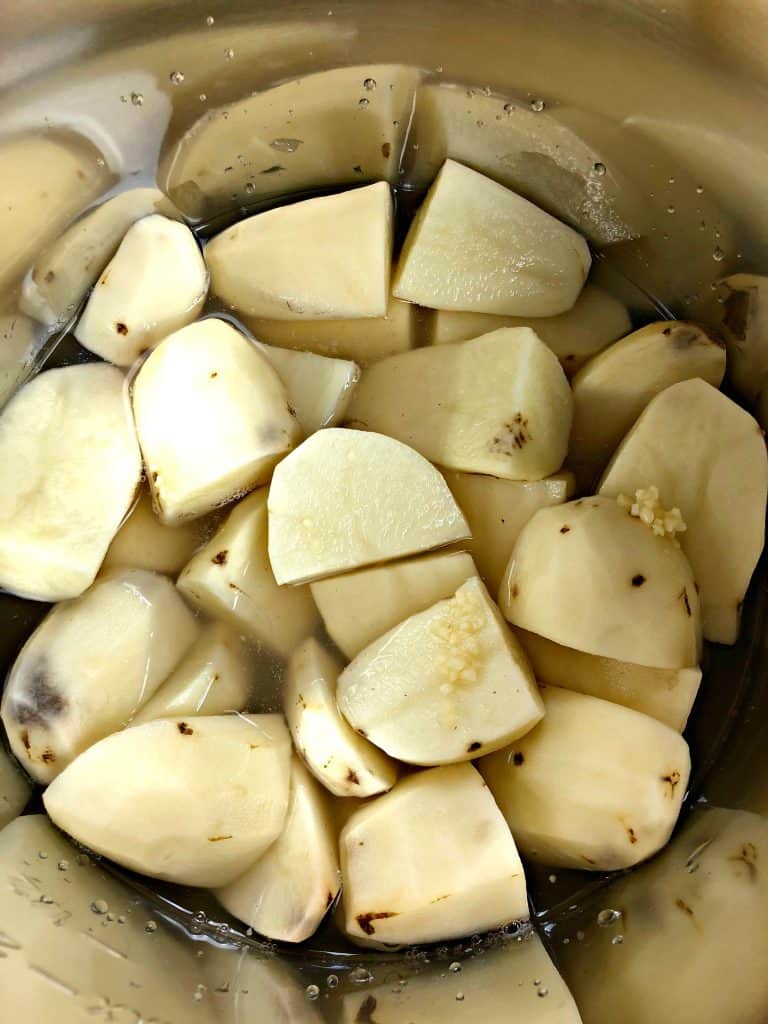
[
  {"x1": 560, "y1": 525, "x2": 571, "y2": 534},
  {"x1": 381, "y1": 142, "x2": 392, "y2": 158},
  {"x1": 626, "y1": 826, "x2": 638, "y2": 844},
  {"x1": 260, "y1": 165, "x2": 285, "y2": 175},
  {"x1": 347, "y1": 768, "x2": 361, "y2": 786},
  {"x1": 430, "y1": 894, "x2": 450, "y2": 903},
  {"x1": 356, "y1": 728, "x2": 368, "y2": 738},
  {"x1": 510, "y1": 583, "x2": 519, "y2": 599},
  {"x1": 661, "y1": 770, "x2": 681, "y2": 797},
  {"x1": 326, "y1": 891, "x2": 335, "y2": 908},
  {"x1": 467, "y1": 741, "x2": 482, "y2": 753},
  {"x1": 512, "y1": 752, "x2": 525, "y2": 766},
  {"x1": 675, "y1": 897, "x2": 694, "y2": 917},
  {"x1": 729, "y1": 842, "x2": 758, "y2": 881},
  {"x1": 681, "y1": 589, "x2": 692, "y2": 616},
  {"x1": 287, "y1": 404, "x2": 297, "y2": 418},
  {"x1": 490, "y1": 413, "x2": 532, "y2": 454},
  {"x1": 356, "y1": 911, "x2": 398, "y2": 935},
  {"x1": 41, "y1": 749, "x2": 56, "y2": 763},
  {"x1": 20, "y1": 729, "x2": 30, "y2": 751},
  {"x1": 355, "y1": 995, "x2": 378, "y2": 1024},
  {"x1": 580, "y1": 854, "x2": 597, "y2": 865},
  {"x1": 723, "y1": 288, "x2": 751, "y2": 340},
  {"x1": 12, "y1": 667, "x2": 67, "y2": 727},
  {"x1": 151, "y1": 471, "x2": 158, "y2": 482},
  {"x1": 632, "y1": 574, "x2": 646, "y2": 587},
  {"x1": 115, "y1": 322, "x2": 128, "y2": 335},
  {"x1": 177, "y1": 722, "x2": 194, "y2": 735},
  {"x1": 210, "y1": 371, "x2": 218, "y2": 379},
  {"x1": 208, "y1": 835, "x2": 233, "y2": 842},
  {"x1": 353, "y1": 164, "x2": 363, "y2": 174},
  {"x1": 44, "y1": 270, "x2": 55, "y2": 283},
  {"x1": 211, "y1": 550, "x2": 228, "y2": 565}
]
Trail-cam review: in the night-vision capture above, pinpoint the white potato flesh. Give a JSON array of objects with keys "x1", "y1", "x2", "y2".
[
  {"x1": 479, "y1": 686, "x2": 691, "y2": 871},
  {"x1": 267, "y1": 428, "x2": 469, "y2": 585},
  {"x1": 0, "y1": 310, "x2": 40, "y2": 407},
  {"x1": 717, "y1": 274, "x2": 768, "y2": 404},
  {"x1": 599, "y1": 379, "x2": 768, "y2": 644},
  {"x1": 442, "y1": 470, "x2": 574, "y2": 594},
  {"x1": 0, "y1": 363, "x2": 142, "y2": 601},
  {"x1": 132, "y1": 318, "x2": 300, "y2": 523},
  {"x1": 501, "y1": 497, "x2": 701, "y2": 670},
  {"x1": 177, "y1": 488, "x2": 318, "y2": 657},
  {"x1": 44, "y1": 714, "x2": 291, "y2": 887},
  {"x1": 340, "y1": 763, "x2": 529, "y2": 948},
  {"x1": 284, "y1": 638, "x2": 398, "y2": 797},
  {"x1": 347, "y1": 327, "x2": 573, "y2": 480},
  {"x1": 259, "y1": 344, "x2": 360, "y2": 434},
  {"x1": 337, "y1": 576, "x2": 544, "y2": 765},
  {"x1": 1, "y1": 569, "x2": 199, "y2": 783},
  {"x1": 311, "y1": 550, "x2": 476, "y2": 660},
  {"x1": 393, "y1": 159, "x2": 591, "y2": 316},
  {"x1": 430, "y1": 283, "x2": 632, "y2": 375},
  {"x1": 216, "y1": 756, "x2": 340, "y2": 943},
  {"x1": 75, "y1": 214, "x2": 208, "y2": 366},
  {"x1": 102, "y1": 488, "x2": 210, "y2": 576},
  {"x1": 131, "y1": 623, "x2": 252, "y2": 725},
  {"x1": 516, "y1": 629, "x2": 701, "y2": 732},
  {"x1": 0, "y1": 744, "x2": 31, "y2": 829},
  {"x1": 206, "y1": 182, "x2": 393, "y2": 320},
  {"x1": 570, "y1": 322, "x2": 726, "y2": 488}
]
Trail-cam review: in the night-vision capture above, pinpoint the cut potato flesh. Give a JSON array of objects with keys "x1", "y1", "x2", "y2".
[
  {"x1": 340, "y1": 763, "x2": 529, "y2": 948},
  {"x1": 1, "y1": 569, "x2": 199, "y2": 783},
  {"x1": 0, "y1": 363, "x2": 142, "y2": 601},
  {"x1": 347, "y1": 327, "x2": 573, "y2": 480},
  {"x1": 717, "y1": 273, "x2": 768, "y2": 405},
  {"x1": 0, "y1": 744, "x2": 31, "y2": 829},
  {"x1": 0, "y1": 310, "x2": 40, "y2": 408},
  {"x1": 570, "y1": 322, "x2": 726, "y2": 489},
  {"x1": 500, "y1": 496, "x2": 701, "y2": 670},
  {"x1": 75, "y1": 214, "x2": 208, "y2": 366},
  {"x1": 267, "y1": 428, "x2": 469, "y2": 585},
  {"x1": 479, "y1": 685, "x2": 691, "y2": 871},
  {"x1": 284, "y1": 638, "x2": 398, "y2": 797},
  {"x1": 259, "y1": 344, "x2": 360, "y2": 434},
  {"x1": 337, "y1": 576, "x2": 544, "y2": 765},
  {"x1": 216, "y1": 756, "x2": 341, "y2": 943},
  {"x1": 102, "y1": 488, "x2": 210, "y2": 576},
  {"x1": 516, "y1": 629, "x2": 701, "y2": 732},
  {"x1": 177, "y1": 488, "x2": 318, "y2": 657},
  {"x1": 393, "y1": 159, "x2": 591, "y2": 317},
  {"x1": 132, "y1": 318, "x2": 300, "y2": 523},
  {"x1": 206, "y1": 182, "x2": 393, "y2": 320},
  {"x1": 599, "y1": 379, "x2": 768, "y2": 644},
  {"x1": 442, "y1": 471, "x2": 574, "y2": 594}
]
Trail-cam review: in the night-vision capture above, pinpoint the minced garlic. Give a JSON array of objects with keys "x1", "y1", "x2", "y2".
[
  {"x1": 617, "y1": 485, "x2": 687, "y2": 540},
  {"x1": 431, "y1": 586, "x2": 485, "y2": 693}
]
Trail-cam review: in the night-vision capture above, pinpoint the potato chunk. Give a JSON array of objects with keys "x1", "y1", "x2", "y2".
[
  {"x1": 717, "y1": 273, "x2": 768, "y2": 404},
  {"x1": 102, "y1": 489, "x2": 209, "y2": 576},
  {"x1": 0, "y1": 745, "x2": 31, "y2": 829},
  {"x1": 260, "y1": 345, "x2": 359, "y2": 434}
]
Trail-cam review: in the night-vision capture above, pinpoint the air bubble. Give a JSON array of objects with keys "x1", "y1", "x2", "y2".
[
  {"x1": 503, "y1": 102, "x2": 515, "y2": 114},
  {"x1": 592, "y1": 162, "x2": 606, "y2": 176},
  {"x1": 576, "y1": 930, "x2": 585, "y2": 942},
  {"x1": 713, "y1": 246, "x2": 725, "y2": 262},
  {"x1": 38, "y1": 850, "x2": 48, "y2": 860},
  {"x1": 39, "y1": 894, "x2": 54, "y2": 905},
  {"x1": 91, "y1": 900, "x2": 109, "y2": 915},
  {"x1": 530, "y1": 97, "x2": 545, "y2": 112},
  {"x1": 696, "y1": 185, "x2": 704, "y2": 194},
  {"x1": 667, "y1": 205, "x2": 676, "y2": 214},
  {"x1": 548, "y1": 874, "x2": 557, "y2": 884},
  {"x1": 193, "y1": 984, "x2": 207, "y2": 1002},
  {"x1": 245, "y1": 181, "x2": 255, "y2": 194},
  {"x1": 57, "y1": 860, "x2": 69, "y2": 871},
  {"x1": 612, "y1": 934, "x2": 624, "y2": 945},
  {"x1": 363, "y1": 77, "x2": 377, "y2": 90},
  {"x1": 145, "y1": 920, "x2": 158, "y2": 933},
  {"x1": 305, "y1": 985, "x2": 320, "y2": 1001},
  {"x1": 170, "y1": 71, "x2": 185, "y2": 86},
  {"x1": 668, "y1": 176, "x2": 676, "y2": 185},
  {"x1": 326, "y1": 975, "x2": 339, "y2": 988},
  {"x1": 455, "y1": 992, "x2": 465, "y2": 1002},
  {"x1": 131, "y1": 92, "x2": 144, "y2": 106},
  {"x1": 270, "y1": 138, "x2": 303, "y2": 153},
  {"x1": 117, "y1": 916, "x2": 126, "y2": 925},
  {"x1": 199, "y1": 93, "x2": 208, "y2": 102},
  {"x1": 205, "y1": 14, "x2": 215, "y2": 25},
  {"x1": 537, "y1": 987, "x2": 549, "y2": 998},
  {"x1": 358, "y1": 97, "x2": 370, "y2": 108},
  {"x1": 449, "y1": 962, "x2": 462, "y2": 973},
  {"x1": 349, "y1": 967, "x2": 374, "y2": 985},
  {"x1": 224, "y1": 48, "x2": 235, "y2": 60},
  {"x1": 597, "y1": 908, "x2": 622, "y2": 927}
]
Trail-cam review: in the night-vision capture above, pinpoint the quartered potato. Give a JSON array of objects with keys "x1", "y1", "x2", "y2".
[
  {"x1": 717, "y1": 273, "x2": 768, "y2": 405},
  {"x1": 177, "y1": 488, "x2": 318, "y2": 657},
  {"x1": 337, "y1": 576, "x2": 544, "y2": 765},
  {"x1": 501, "y1": 497, "x2": 701, "y2": 669},
  {"x1": 206, "y1": 182, "x2": 393, "y2": 320},
  {"x1": 480, "y1": 686, "x2": 691, "y2": 871},
  {"x1": 216, "y1": 756, "x2": 341, "y2": 943},
  {"x1": 1, "y1": 569, "x2": 199, "y2": 783},
  {"x1": 75, "y1": 214, "x2": 208, "y2": 365},
  {"x1": 310, "y1": 550, "x2": 477, "y2": 659},
  {"x1": 0, "y1": 363, "x2": 142, "y2": 601},
  {"x1": 570, "y1": 322, "x2": 726, "y2": 488},
  {"x1": 44, "y1": 714, "x2": 291, "y2": 887},
  {"x1": 284, "y1": 638, "x2": 398, "y2": 798},
  {"x1": 0, "y1": 744, "x2": 31, "y2": 829},
  {"x1": 339, "y1": 763, "x2": 529, "y2": 948},
  {"x1": 347, "y1": 327, "x2": 573, "y2": 480},
  {"x1": 132, "y1": 318, "x2": 300, "y2": 523},
  {"x1": 267, "y1": 428, "x2": 469, "y2": 585},
  {"x1": 259, "y1": 345, "x2": 360, "y2": 434},
  {"x1": 516, "y1": 629, "x2": 701, "y2": 732},
  {"x1": 393, "y1": 159, "x2": 591, "y2": 316},
  {"x1": 442, "y1": 470, "x2": 574, "y2": 593},
  {"x1": 599, "y1": 379, "x2": 768, "y2": 644},
  {"x1": 102, "y1": 488, "x2": 209, "y2": 576}
]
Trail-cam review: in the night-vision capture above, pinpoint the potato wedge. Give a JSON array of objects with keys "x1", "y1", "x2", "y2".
[
  {"x1": 0, "y1": 745, "x2": 31, "y2": 829},
  {"x1": 717, "y1": 273, "x2": 768, "y2": 405},
  {"x1": 102, "y1": 488, "x2": 209, "y2": 576},
  {"x1": 479, "y1": 686, "x2": 691, "y2": 871},
  {"x1": 260, "y1": 345, "x2": 359, "y2": 434}
]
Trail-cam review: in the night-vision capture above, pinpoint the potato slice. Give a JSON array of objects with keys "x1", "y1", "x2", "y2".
[
  {"x1": 442, "y1": 471, "x2": 574, "y2": 594},
  {"x1": 0, "y1": 745, "x2": 31, "y2": 829},
  {"x1": 206, "y1": 182, "x2": 393, "y2": 320},
  {"x1": 500, "y1": 496, "x2": 701, "y2": 670},
  {"x1": 346, "y1": 327, "x2": 573, "y2": 480},
  {"x1": 267, "y1": 428, "x2": 469, "y2": 585},
  {"x1": 480, "y1": 686, "x2": 691, "y2": 871},
  {"x1": 337, "y1": 576, "x2": 544, "y2": 765},
  {"x1": 717, "y1": 273, "x2": 768, "y2": 405},
  {"x1": 516, "y1": 629, "x2": 701, "y2": 732},
  {"x1": 340, "y1": 763, "x2": 529, "y2": 948},
  {"x1": 1, "y1": 569, "x2": 199, "y2": 783},
  {"x1": 132, "y1": 318, "x2": 300, "y2": 523},
  {"x1": 216, "y1": 756, "x2": 340, "y2": 942},
  {"x1": 102, "y1": 489, "x2": 209, "y2": 576},
  {"x1": 44, "y1": 714, "x2": 291, "y2": 887},
  {"x1": 75, "y1": 215, "x2": 208, "y2": 365},
  {"x1": 177, "y1": 488, "x2": 317, "y2": 657},
  {"x1": 259, "y1": 344, "x2": 359, "y2": 434},
  {"x1": 393, "y1": 159, "x2": 591, "y2": 316},
  {"x1": 284, "y1": 638, "x2": 398, "y2": 797},
  {"x1": 0, "y1": 363, "x2": 142, "y2": 601},
  {"x1": 598, "y1": 379, "x2": 768, "y2": 644},
  {"x1": 570, "y1": 322, "x2": 726, "y2": 488}
]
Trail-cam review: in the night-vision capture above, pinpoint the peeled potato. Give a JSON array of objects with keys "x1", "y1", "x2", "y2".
[
  {"x1": 0, "y1": 745, "x2": 31, "y2": 829},
  {"x1": 259, "y1": 344, "x2": 359, "y2": 434},
  {"x1": 284, "y1": 638, "x2": 398, "y2": 798},
  {"x1": 102, "y1": 489, "x2": 209, "y2": 576},
  {"x1": 1, "y1": 569, "x2": 199, "y2": 783},
  {"x1": 599, "y1": 379, "x2": 768, "y2": 644},
  {"x1": 480, "y1": 686, "x2": 691, "y2": 871},
  {"x1": 717, "y1": 274, "x2": 768, "y2": 405},
  {"x1": 0, "y1": 310, "x2": 41, "y2": 407},
  {"x1": 501, "y1": 497, "x2": 701, "y2": 670},
  {"x1": 206, "y1": 182, "x2": 393, "y2": 320},
  {"x1": 44, "y1": 714, "x2": 291, "y2": 887},
  {"x1": 393, "y1": 159, "x2": 591, "y2": 317},
  {"x1": 0, "y1": 363, "x2": 142, "y2": 601},
  {"x1": 337, "y1": 576, "x2": 544, "y2": 765},
  {"x1": 340, "y1": 763, "x2": 529, "y2": 948},
  {"x1": 346, "y1": 327, "x2": 573, "y2": 480},
  {"x1": 267, "y1": 428, "x2": 469, "y2": 585},
  {"x1": 177, "y1": 488, "x2": 318, "y2": 657},
  {"x1": 132, "y1": 318, "x2": 300, "y2": 523}
]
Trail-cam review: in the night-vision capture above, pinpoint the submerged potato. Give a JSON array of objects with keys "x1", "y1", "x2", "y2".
[
  {"x1": 102, "y1": 489, "x2": 210, "y2": 576},
  {"x1": 717, "y1": 273, "x2": 768, "y2": 405},
  {"x1": 260, "y1": 344, "x2": 360, "y2": 434},
  {"x1": 0, "y1": 744, "x2": 32, "y2": 829}
]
